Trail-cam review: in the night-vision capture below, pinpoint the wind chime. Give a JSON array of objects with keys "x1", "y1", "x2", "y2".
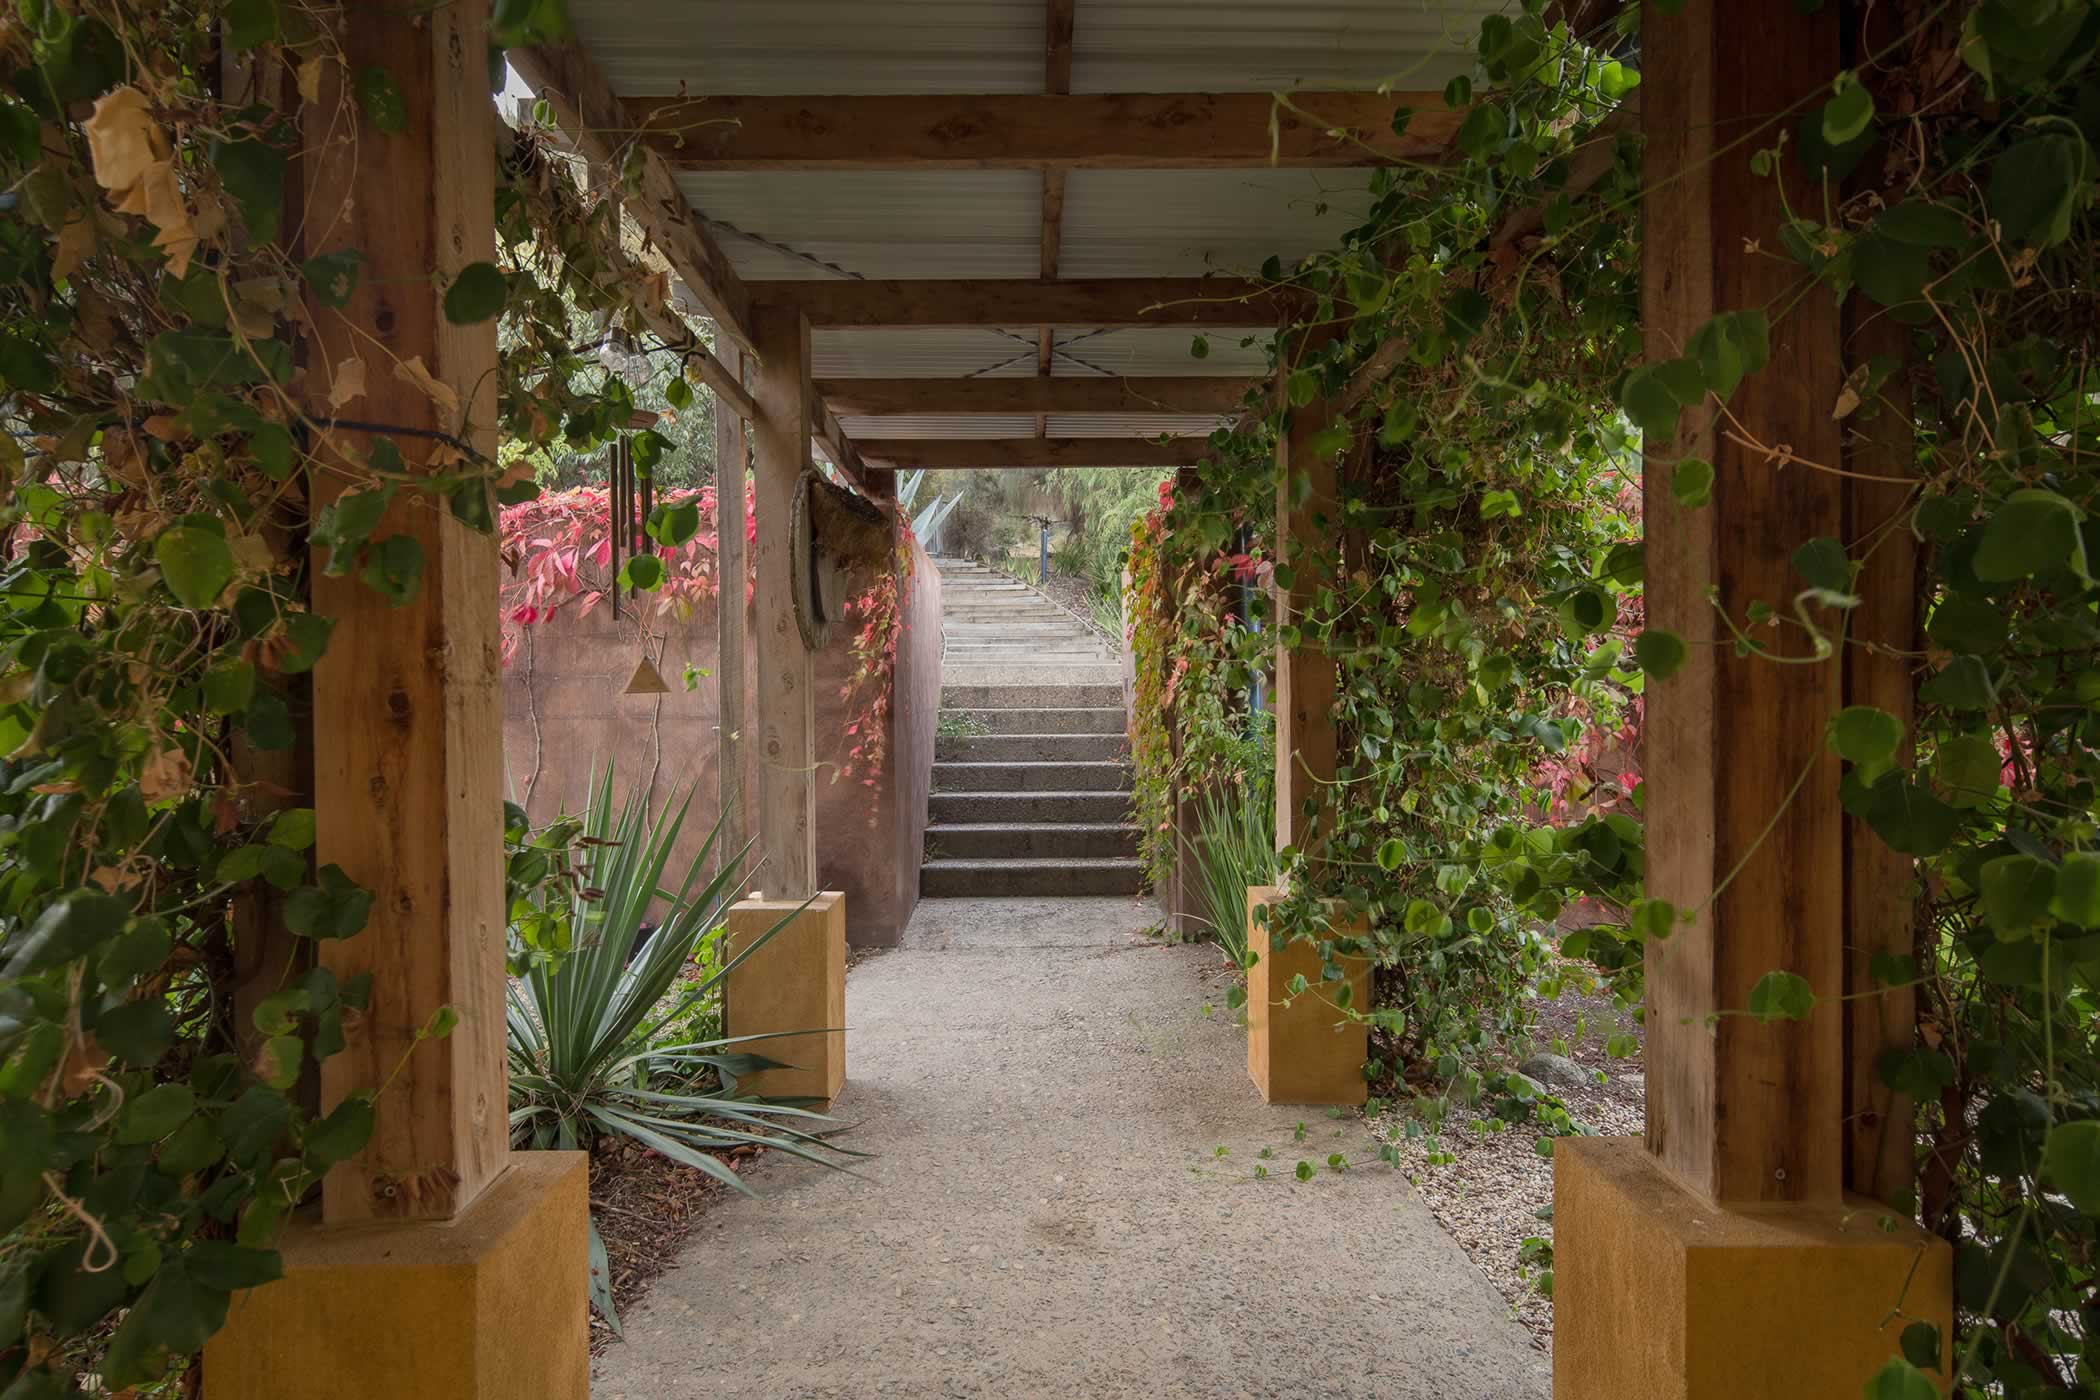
[{"x1": 607, "y1": 418, "x2": 671, "y2": 696}]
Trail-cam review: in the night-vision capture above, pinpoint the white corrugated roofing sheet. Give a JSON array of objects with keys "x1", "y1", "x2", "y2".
[{"x1": 568, "y1": 0, "x2": 1513, "y2": 422}]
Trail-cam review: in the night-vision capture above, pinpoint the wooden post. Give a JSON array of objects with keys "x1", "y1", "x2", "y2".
[
  {"x1": 749, "y1": 305, "x2": 818, "y2": 899},
  {"x1": 1272, "y1": 330, "x2": 1342, "y2": 865},
  {"x1": 714, "y1": 346, "x2": 751, "y2": 887},
  {"x1": 1639, "y1": 0, "x2": 1847, "y2": 1208},
  {"x1": 300, "y1": 0, "x2": 505, "y2": 1225},
  {"x1": 1553, "y1": 3, "x2": 1950, "y2": 1392}
]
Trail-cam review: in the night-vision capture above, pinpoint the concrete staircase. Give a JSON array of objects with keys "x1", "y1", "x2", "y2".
[{"x1": 921, "y1": 558, "x2": 1141, "y2": 898}]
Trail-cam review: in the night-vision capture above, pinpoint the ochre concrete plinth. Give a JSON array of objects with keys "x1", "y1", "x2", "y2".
[
  {"x1": 1555, "y1": 1136, "x2": 1951, "y2": 1399},
  {"x1": 204, "y1": 1151, "x2": 588, "y2": 1400},
  {"x1": 1244, "y1": 886, "x2": 1370, "y2": 1105},
  {"x1": 725, "y1": 890, "x2": 846, "y2": 1103}
]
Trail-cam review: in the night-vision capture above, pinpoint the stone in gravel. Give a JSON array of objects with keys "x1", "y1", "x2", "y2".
[{"x1": 1519, "y1": 1052, "x2": 1593, "y2": 1089}]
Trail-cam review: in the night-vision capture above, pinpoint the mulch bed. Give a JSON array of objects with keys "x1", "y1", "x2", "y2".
[{"x1": 586, "y1": 1138, "x2": 762, "y2": 1353}]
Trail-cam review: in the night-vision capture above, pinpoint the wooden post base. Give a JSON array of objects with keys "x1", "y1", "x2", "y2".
[
  {"x1": 204, "y1": 1152, "x2": 588, "y2": 1399},
  {"x1": 1554, "y1": 1137, "x2": 1952, "y2": 1398},
  {"x1": 725, "y1": 890, "x2": 847, "y2": 1103},
  {"x1": 1244, "y1": 885, "x2": 1370, "y2": 1105}
]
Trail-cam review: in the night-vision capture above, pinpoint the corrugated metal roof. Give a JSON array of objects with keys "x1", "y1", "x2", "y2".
[
  {"x1": 567, "y1": 0, "x2": 1509, "y2": 433},
  {"x1": 1060, "y1": 169, "x2": 1379, "y2": 278},
  {"x1": 836, "y1": 413, "x2": 1222, "y2": 440},
  {"x1": 812, "y1": 330, "x2": 1042, "y2": 379},
  {"x1": 1071, "y1": 0, "x2": 1505, "y2": 92},
  {"x1": 569, "y1": 1, "x2": 1043, "y2": 95},
  {"x1": 680, "y1": 171, "x2": 1041, "y2": 281}
]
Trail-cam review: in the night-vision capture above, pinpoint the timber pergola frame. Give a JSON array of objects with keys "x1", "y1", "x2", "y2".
[{"x1": 212, "y1": 3, "x2": 1950, "y2": 1398}]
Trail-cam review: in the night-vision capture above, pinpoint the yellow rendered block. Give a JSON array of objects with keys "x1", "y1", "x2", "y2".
[
  {"x1": 1244, "y1": 885, "x2": 1371, "y2": 1105},
  {"x1": 1554, "y1": 1137, "x2": 1952, "y2": 1400},
  {"x1": 725, "y1": 890, "x2": 846, "y2": 1104},
  {"x1": 204, "y1": 1151, "x2": 588, "y2": 1400}
]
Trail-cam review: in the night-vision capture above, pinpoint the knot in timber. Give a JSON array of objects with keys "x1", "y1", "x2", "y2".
[{"x1": 387, "y1": 685, "x2": 413, "y2": 729}]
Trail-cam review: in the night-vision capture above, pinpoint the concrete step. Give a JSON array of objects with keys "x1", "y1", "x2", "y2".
[
  {"x1": 924, "y1": 822, "x2": 1140, "y2": 860},
  {"x1": 936, "y1": 732, "x2": 1127, "y2": 762},
  {"x1": 932, "y1": 760, "x2": 1132, "y2": 793},
  {"x1": 947, "y1": 706, "x2": 1126, "y2": 735},
  {"x1": 943, "y1": 665, "x2": 1123, "y2": 689},
  {"x1": 942, "y1": 683, "x2": 1124, "y2": 709},
  {"x1": 928, "y1": 790, "x2": 1132, "y2": 823},
  {"x1": 920, "y1": 857, "x2": 1144, "y2": 898}
]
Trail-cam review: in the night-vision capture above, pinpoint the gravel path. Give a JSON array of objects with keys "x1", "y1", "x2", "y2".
[{"x1": 591, "y1": 896, "x2": 1550, "y2": 1399}]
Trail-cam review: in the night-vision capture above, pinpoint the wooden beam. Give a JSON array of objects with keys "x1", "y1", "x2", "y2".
[
  {"x1": 818, "y1": 376, "x2": 1250, "y2": 417},
  {"x1": 812, "y1": 402, "x2": 867, "y2": 488},
  {"x1": 714, "y1": 346, "x2": 750, "y2": 891},
  {"x1": 1642, "y1": 0, "x2": 1846, "y2": 1205},
  {"x1": 1037, "y1": 0, "x2": 1075, "y2": 440},
  {"x1": 623, "y1": 91, "x2": 1458, "y2": 170},
  {"x1": 750, "y1": 305, "x2": 818, "y2": 898},
  {"x1": 858, "y1": 437, "x2": 1211, "y2": 470},
  {"x1": 511, "y1": 43, "x2": 752, "y2": 349},
  {"x1": 303, "y1": 0, "x2": 505, "y2": 1224},
  {"x1": 1273, "y1": 328, "x2": 1343, "y2": 862},
  {"x1": 753, "y1": 277, "x2": 1292, "y2": 330}
]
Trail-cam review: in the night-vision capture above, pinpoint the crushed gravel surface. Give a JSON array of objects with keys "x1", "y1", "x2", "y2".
[{"x1": 1373, "y1": 986, "x2": 1646, "y2": 1351}]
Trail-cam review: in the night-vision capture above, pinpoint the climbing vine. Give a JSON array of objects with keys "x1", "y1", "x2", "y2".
[
  {"x1": 1136, "y1": 1, "x2": 2100, "y2": 1391},
  {"x1": 0, "y1": 0, "x2": 718, "y2": 1390}
]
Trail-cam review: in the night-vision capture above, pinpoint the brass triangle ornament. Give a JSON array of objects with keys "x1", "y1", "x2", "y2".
[{"x1": 623, "y1": 654, "x2": 671, "y2": 695}]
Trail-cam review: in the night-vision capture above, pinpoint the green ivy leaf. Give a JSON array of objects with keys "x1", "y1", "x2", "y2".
[
  {"x1": 303, "y1": 250, "x2": 363, "y2": 309},
  {"x1": 1376, "y1": 838, "x2": 1405, "y2": 872},
  {"x1": 1, "y1": 890, "x2": 130, "y2": 979},
  {"x1": 1934, "y1": 733, "x2": 2001, "y2": 809},
  {"x1": 285, "y1": 865, "x2": 373, "y2": 940},
  {"x1": 1632, "y1": 628, "x2": 1687, "y2": 679},
  {"x1": 313, "y1": 487, "x2": 392, "y2": 575},
  {"x1": 354, "y1": 67, "x2": 409, "y2": 135},
  {"x1": 2050, "y1": 852, "x2": 2100, "y2": 928},
  {"x1": 619, "y1": 554, "x2": 666, "y2": 592},
  {"x1": 114, "y1": 1083, "x2": 195, "y2": 1145},
  {"x1": 1862, "y1": 1357, "x2": 1941, "y2": 1400},
  {"x1": 360, "y1": 534, "x2": 425, "y2": 606},
  {"x1": 443, "y1": 262, "x2": 508, "y2": 325},
  {"x1": 1189, "y1": 334, "x2": 1210, "y2": 360},
  {"x1": 1670, "y1": 457, "x2": 1714, "y2": 508},
  {"x1": 646, "y1": 500, "x2": 702, "y2": 548},
  {"x1": 1685, "y1": 309, "x2": 1771, "y2": 399},
  {"x1": 1791, "y1": 536, "x2": 1852, "y2": 593},
  {"x1": 304, "y1": 1095, "x2": 375, "y2": 1171},
  {"x1": 1920, "y1": 656, "x2": 1998, "y2": 711},
  {"x1": 2045, "y1": 1120, "x2": 2100, "y2": 1215},
  {"x1": 1979, "y1": 854, "x2": 2056, "y2": 939},
  {"x1": 1829, "y1": 705, "x2": 1903, "y2": 786},
  {"x1": 1988, "y1": 134, "x2": 2088, "y2": 248},
  {"x1": 1973, "y1": 488, "x2": 2088, "y2": 584},
  {"x1": 225, "y1": 0, "x2": 281, "y2": 50},
  {"x1": 1746, "y1": 970, "x2": 1815, "y2": 1024},
  {"x1": 1820, "y1": 72, "x2": 1875, "y2": 145},
  {"x1": 155, "y1": 526, "x2": 236, "y2": 609}
]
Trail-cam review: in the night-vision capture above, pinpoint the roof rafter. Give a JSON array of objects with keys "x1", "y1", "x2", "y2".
[
  {"x1": 753, "y1": 278, "x2": 1294, "y2": 330},
  {"x1": 621, "y1": 91, "x2": 1457, "y2": 170},
  {"x1": 511, "y1": 44, "x2": 754, "y2": 351},
  {"x1": 819, "y1": 377, "x2": 1250, "y2": 417},
  {"x1": 858, "y1": 437, "x2": 1212, "y2": 470}
]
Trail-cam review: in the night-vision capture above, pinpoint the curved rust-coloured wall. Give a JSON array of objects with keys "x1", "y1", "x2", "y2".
[{"x1": 500, "y1": 536, "x2": 937, "y2": 947}]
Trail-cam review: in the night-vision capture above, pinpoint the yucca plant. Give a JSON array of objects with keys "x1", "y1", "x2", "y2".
[
  {"x1": 1182, "y1": 774, "x2": 1277, "y2": 970},
  {"x1": 506, "y1": 764, "x2": 853, "y2": 1329}
]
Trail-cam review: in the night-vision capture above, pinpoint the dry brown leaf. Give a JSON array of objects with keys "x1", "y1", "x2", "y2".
[
  {"x1": 230, "y1": 532, "x2": 276, "y2": 575},
  {"x1": 1832, "y1": 384, "x2": 1861, "y2": 420},
  {"x1": 141, "y1": 414, "x2": 185, "y2": 442},
  {"x1": 329, "y1": 355, "x2": 367, "y2": 412},
  {"x1": 51, "y1": 218, "x2": 94, "y2": 282},
  {"x1": 140, "y1": 745, "x2": 194, "y2": 803},
  {"x1": 60, "y1": 1032, "x2": 109, "y2": 1096},
  {"x1": 297, "y1": 56, "x2": 329, "y2": 105},
  {"x1": 395, "y1": 354, "x2": 461, "y2": 418},
  {"x1": 83, "y1": 86, "x2": 165, "y2": 194}
]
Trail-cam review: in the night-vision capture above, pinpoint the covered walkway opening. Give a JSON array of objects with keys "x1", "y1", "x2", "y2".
[{"x1": 15, "y1": 0, "x2": 2057, "y2": 1395}]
